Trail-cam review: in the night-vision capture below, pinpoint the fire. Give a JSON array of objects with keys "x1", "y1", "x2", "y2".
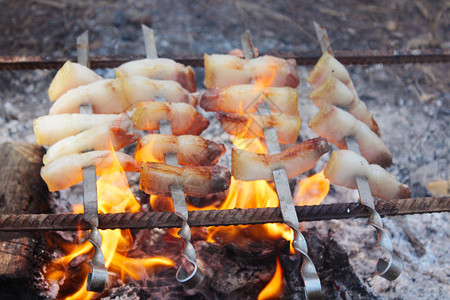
[
  {"x1": 45, "y1": 150, "x2": 174, "y2": 299},
  {"x1": 134, "y1": 133, "x2": 159, "y2": 164},
  {"x1": 294, "y1": 171, "x2": 330, "y2": 206},
  {"x1": 194, "y1": 135, "x2": 327, "y2": 299},
  {"x1": 204, "y1": 63, "x2": 328, "y2": 298},
  {"x1": 253, "y1": 63, "x2": 279, "y2": 92},
  {"x1": 258, "y1": 256, "x2": 283, "y2": 300},
  {"x1": 128, "y1": 61, "x2": 329, "y2": 298}
]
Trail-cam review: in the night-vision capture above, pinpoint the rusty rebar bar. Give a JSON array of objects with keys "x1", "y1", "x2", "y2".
[
  {"x1": 0, "y1": 196, "x2": 447, "y2": 232},
  {"x1": 0, "y1": 49, "x2": 448, "y2": 70}
]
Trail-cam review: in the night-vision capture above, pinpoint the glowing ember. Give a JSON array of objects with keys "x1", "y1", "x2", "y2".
[{"x1": 45, "y1": 150, "x2": 174, "y2": 299}]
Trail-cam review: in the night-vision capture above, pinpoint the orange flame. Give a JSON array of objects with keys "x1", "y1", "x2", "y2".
[
  {"x1": 45, "y1": 150, "x2": 174, "y2": 299},
  {"x1": 253, "y1": 63, "x2": 279, "y2": 91},
  {"x1": 134, "y1": 135, "x2": 160, "y2": 164},
  {"x1": 229, "y1": 62, "x2": 279, "y2": 139},
  {"x1": 212, "y1": 62, "x2": 329, "y2": 297},
  {"x1": 126, "y1": 61, "x2": 328, "y2": 299},
  {"x1": 258, "y1": 256, "x2": 283, "y2": 300},
  {"x1": 294, "y1": 171, "x2": 330, "y2": 206}
]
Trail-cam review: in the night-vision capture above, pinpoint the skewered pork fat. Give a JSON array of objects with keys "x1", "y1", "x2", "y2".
[
  {"x1": 324, "y1": 150, "x2": 411, "y2": 200},
  {"x1": 204, "y1": 54, "x2": 299, "y2": 88},
  {"x1": 309, "y1": 104, "x2": 392, "y2": 167},
  {"x1": 306, "y1": 52, "x2": 351, "y2": 89},
  {"x1": 216, "y1": 111, "x2": 301, "y2": 144},
  {"x1": 131, "y1": 101, "x2": 209, "y2": 135},
  {"x1": 140, "y1": 162, "x2": 231, "y2": 197},
  {"x1": 43, "y1": 116, "x2": 139, "y2": 164},
  {"x1": 309, "y1": 73, "x2": 380, "y2": 135},
  {"x1": 49, "y1": 76, "x2": 198, "y2": 114},
  {"x1": 34, "y1": 113, "x2": 126, "y2": 146},
  {"x1": 41, "y1": 151, "x2": 139, "y2": 192},
  {"x1": 48, "y1": 61, "x2": 102, "y2": 101},
  {"x1": 200, "y1": 85, "x2": 298, "y2": 115},
  {"x1": 135, "y1": 134, "x2": 225, "y2": 166},
  {"x1": 116, "y1": 58, "x2": 196, "y2": 92},
  {"x1": 232, "y1": 137, "x2": 329, "y2": 181}
]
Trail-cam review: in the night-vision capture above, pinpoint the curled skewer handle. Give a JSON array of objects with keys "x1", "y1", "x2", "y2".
[
  {"x1": 346, "y1": 135, "x2": 403, "y2": 280},
  {"x1": 84, "y1": 220, "x2": 108, "y2": 292},
  {"x1": 175, "y1": 220, "x2": 204, "y2": 289},
  {"x1": 87, "y1": 264, "x2": 108, "y2": 293},
  {"x1": 355, "y1": 177, "x2": 403, "y2": 280},
  {"x1": 273, "y1": 168, "x2": 322, "y2": 300},
  {"x1": 170, "y1": 184, "x2": 204, "y2": 289}
]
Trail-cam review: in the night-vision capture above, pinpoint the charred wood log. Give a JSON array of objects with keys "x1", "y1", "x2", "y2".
[
  {"x1": 279, "y1": 229, "x2": 379, "y2": 299},
  {"x1": 0, "y1": 142, "x2": 50, "y2": 298}
]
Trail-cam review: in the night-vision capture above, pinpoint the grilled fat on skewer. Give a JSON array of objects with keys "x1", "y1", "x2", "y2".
[
  {"x1": 309, "y1": 75, "x2": 380, "y2": 135},
  {"x1": 324, "y1": 150, "x2": 411, "y2": 200},
  {"x1": 41, "y1": 151, "x2": 139, "y2": 192},
  {"x1": 43, "y1": 116, "x2": 140, "y2": 165},
  {"x1": 216, "y1": 111, "x2": 301, "y2": 144},
  {"x1": 204, "y1": 54, "x2": 299, "y2": 88},
  {"x1": 131, "y1": 101, "x2": 209, "y2": 135},
  {"x1": 306, "y1": 52, "x2": 351, "y2": 89},
  {"x1": 48, "y1": 61, "x2": 102, "y2": 101},
  {"x1": 232, "y1": 137, "x2": 329, "y2": 181},
  {"x1": 140, "y1": 162, "x2": 231, "y2": 197},
  {"x1": 34, "y1": 113, "x2": 126, "y2": 146},
  {"x1": 49, "y1": 76, "x2": 198, "y2": 115},
  {"x1": 309, "y1": 104, "x2": 392, "y2": 167},
  {"x1": 200, "y1": 85, "x2": 299, "y2": 115},
  {"x1": 135, "y1": 134, "x2": 225, "y2": 166},
  {"x1": 116, "y1": 58, "x2": 196, "y2": 92}
]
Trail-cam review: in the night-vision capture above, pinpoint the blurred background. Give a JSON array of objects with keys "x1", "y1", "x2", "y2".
[{"x1": 0, "y1": 0, "x2": 448, "y2": 56}]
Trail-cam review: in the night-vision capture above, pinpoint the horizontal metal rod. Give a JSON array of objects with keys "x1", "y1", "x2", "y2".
[
  {"x1": 0, "y1": 196, "x2": 447, "y2": 232},
  {"x1": 0, "y1": 49, "x2": 448, "y2": 71}
]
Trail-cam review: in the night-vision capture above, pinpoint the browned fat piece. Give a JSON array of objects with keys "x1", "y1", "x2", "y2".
[
  {"x1": 132, "y1": 101, "x2": 209, "y2": 135},
  {"x1": 43, "y1": 116, "x2": 139, "y2": 164},
  {"x1": 324, "y1": 150, "x2": 411, "y2": 200},
  {"x1": 49, "y1": 76, "x2": 198, "y2": 114},
  {"x1": 216, "y1": 111, "x2": 301, "y2": 144},
  {"x1": 135, "y1": 134, "x2": 225, "y2": 166},
  {"x1": 200, "y1": 85, "x2": 299, "y2": 115},
  {"x1": 140, "y1": 162, "x2": 231, "y2": 197},
  {"x1": 204, "y1": 54, "x2": 299, "y2": 88},
  {"x1": 41, "y1": 151, "x2": 139, "y2": 192},
  {"x1": 115, "y1": 58, "x2": 196, "y2": 92},
  {"x1": 232, "y1": 137, "x2": 329, "y2": 181},
  {"x1": 309, "y1": 104, "x2": 392, "y2": 167}
]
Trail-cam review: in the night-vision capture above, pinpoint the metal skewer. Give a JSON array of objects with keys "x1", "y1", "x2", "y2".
[
  {"x1": 141, "y1": 24, "x2": 203, "y2": 289},
  {"x1": 241, "y1": 30, "x2": 323, "y2": 300},
  {"x1": 77, "y1": 30, "x2": 108, "y2": 293},
  {"x1": 1, "y1": 49, "x2": 449, "y2": 71},
  {"x1": 313, "y1": 22, "x2": 403, "y2": 281},
  {"x1": 0, "y1": 196, "x2": 447, "y2": 231}
]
